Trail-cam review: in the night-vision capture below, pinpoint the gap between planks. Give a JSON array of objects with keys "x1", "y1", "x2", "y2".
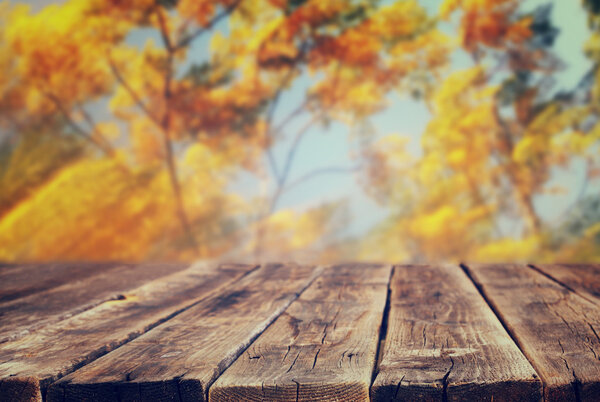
[
  {"x1": 47, "y1": 263, "x2": 322, "y2": 402},
  {"x1": 8, "y1": 263, "x2": 596, "y2": 401},
  {"x1": 459, "y1": 263, "x2": 528, "y2": 367},
  {"x1": 370, "y1": 265, "x2": 395, "y2": 390},
  {"x1": 20, "y1": 263, "x2": 530, "y2": 401},
  {"x1": 462, "y1": 263, "x2": 600, "y2": 401},
  {"x1": 460, "y1": 262, "x2": 550, "y2": 401},
  {"x1": 0, "y1": 262, "x2": 190, "y2": 344},
  {"x1": 209, "y1": 263, "x2": 392, "y2": 401},
  {"x1": 527, "y1": 264, "x2": 599, "y2": 306},
  {"x1": 0, "y1": 262, "x2": 262, "y2": 401},
  {"x1": 373, "y1": 264, "x2": 540, "y2": 402}
]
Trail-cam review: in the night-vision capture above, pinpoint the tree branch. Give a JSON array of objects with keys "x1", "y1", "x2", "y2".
[
  {"x1": 76, "y1": 104, "x2": 116, "y2": 153},
  {"x1": 265, "y1": 67, "x2": 299, "y2": 180},
  {"x1": 268, "y1": 100, "x2": 309, "y2": 146},
  {"x1": 279, "y1": 116, "x2": 319, "y2": 186},
  {"x1": 108, "y1": 57, "x2": 162, "y2": 127},
  {"x1": 156, "y1": 7, "x2": 200, "y2": 254},
  {"x1": 43, "y1": 91, "x2": 114, "y2": 157},
  {"x1": 269, "y1": 114, "x2": 320, "y2": 212},
  {"x1": 266, "y1": 63, "x2": 344, "y2": 213},
  {"x1": 156, "y1": 8, "x2": 174, "y2": 52},
  {"x1": 175, "y1": 0, "x2": 242, "y2": 50},
  {"x1": 282, "y1": 164, "x2": 362, "y2": 195}
]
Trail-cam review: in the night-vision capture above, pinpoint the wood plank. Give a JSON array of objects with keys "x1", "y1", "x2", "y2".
[
  {"x1": 0, "y1": 262, "x2": 189, "y2": 343},
  {"x1": 47, "y1": 263, "x2": 319, "y2": 402},
  {"x1": 465, "y1": 263, "x2": 600, "y2": 401},
  {"x1": 210, "y1": 263, "x2": 392, "y2": 402},
  {"x1": 371, "y1": 265, "x2": 541, "y2": 402},
  {"x1": 530, "y1": 264, "x2": 600, "y2": 304},
  {"x1": 0, "y1": 262, "x2": 118, "y2": 303},
  {"x1": 0, "y1": 262, "x2": 256, "y2": 401}
]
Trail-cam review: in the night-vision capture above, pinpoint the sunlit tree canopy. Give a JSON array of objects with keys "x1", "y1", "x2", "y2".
[{"x1": 0, "y1": 0, "x2": 598, "y2": 263}]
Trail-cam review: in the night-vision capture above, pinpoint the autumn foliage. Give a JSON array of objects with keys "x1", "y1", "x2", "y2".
[{"x1": 0, "y1": 0, "x2": 598, "y2": 263}]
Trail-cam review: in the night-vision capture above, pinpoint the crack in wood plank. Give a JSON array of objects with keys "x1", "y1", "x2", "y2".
[
  {"x1": 47, "y1": 263, "x2": 320, "y2": 402},
  {"x1": 0, "y1": 263, "x2": 260, "y2": 400},
  {"x1": 373, "y1": 264, "x2": 540, "y2": 402},
  {"x1": 464, "y1": 263, "x2": 600, "y2": 401}
]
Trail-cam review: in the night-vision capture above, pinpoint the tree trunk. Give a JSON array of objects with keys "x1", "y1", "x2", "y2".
[
  {"x1": 160, "y1": 38, "x2": 199, "y2": 254},
  {"x1": 163, "y1": 134, "x2": 199, "y2": 253}
]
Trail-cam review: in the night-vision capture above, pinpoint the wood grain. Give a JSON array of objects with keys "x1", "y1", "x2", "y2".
[
  {"x1": 530, "y1": 264, "x2": 600, "y2": 304},
  {"x1": 0, "y1": 262, "x2": 117, "y2": 304},
  {"x1": 0, "y1": 376, "x2": 41, "y2": 402},
  {"x1": 209, "y1": 263, "x2": 392, "y2": 402},
  {"x1": 371, "y1": 264, "x2": 541, "y2": 402},
  {"x1": 0, "y1": 262, "x2": 189, "y2": 343},
  {"x1": 47, "y1": 263, "x2": 319, "y2": 402},
  {"x1": 0, "y1": 262, "x2": 255, "y2": 401},
  {"x1": 465, "y1": 263, "x2": 600, "y2": 401}
]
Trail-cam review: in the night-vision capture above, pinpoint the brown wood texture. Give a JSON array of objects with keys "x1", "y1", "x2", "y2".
[
  {"x1": 0, "y1": 262, "x2": 255, "y2": 401},
  {"x1": 465, "y1": 263, "x2": 600, "y2": 401},
  {"x1": 47, "y1": 263, "x2": 319, "y2": 402},
  {"x1": 0, "y1": 376, "x2": 42, "y2": 402},
  {"x1": 371, "y1": 265, "x2": 541, "y2": 402},
  {"x1": 209, "y1": 263, "x2": 392, "y2": 402},
  {"x1": 0, "y1": 262, "x2": 117, "y2": 304},
  {"x1": 530, "y1": 264, "x2": 600, "y2": 304},
  {"x1": 0, "y1": 262, "x2": 190, "y2": 343}
]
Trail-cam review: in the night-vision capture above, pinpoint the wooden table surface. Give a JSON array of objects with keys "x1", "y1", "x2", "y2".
[{"x1": 0, "y1": 262, "x2": 599, "y2": 401}]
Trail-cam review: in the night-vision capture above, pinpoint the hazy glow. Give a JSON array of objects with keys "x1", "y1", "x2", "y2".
[{"x1": 0, "y1": 0, "x2": 598, "y2": 263}]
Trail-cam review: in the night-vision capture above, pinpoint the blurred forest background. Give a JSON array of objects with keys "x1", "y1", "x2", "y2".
[{"x1": 0, "y1": 0, "x2": 599, "y2": 263}]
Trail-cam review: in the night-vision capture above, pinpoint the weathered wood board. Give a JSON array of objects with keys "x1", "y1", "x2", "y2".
[
  {"x1": 530, "y1": 264, "x2": 600, "y2": 304},
  {"x1": 0, "y1": 262, "x2": 190, "y2": 343},
  {"x1": 0, "y1": 262, "x2": 117, "y2": 304},
  {"x1": 0, "y1": 262, "x2": 256, "y2": 401},
  {"x1": 210, "y1": 263, "x2": 392, "y2": 402},
  {"x1": 371, "y1": 265, "x2": 541, "y2": 402},
  {"x1": 47, "y1": 263, "x2": 319, "y2": 402},
  {"x1": 465, "y1": 264, "x2": 600, "y2": 401},
  {"x1": 2, "y1": 262, "x2": 599, "y2": 402}
]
